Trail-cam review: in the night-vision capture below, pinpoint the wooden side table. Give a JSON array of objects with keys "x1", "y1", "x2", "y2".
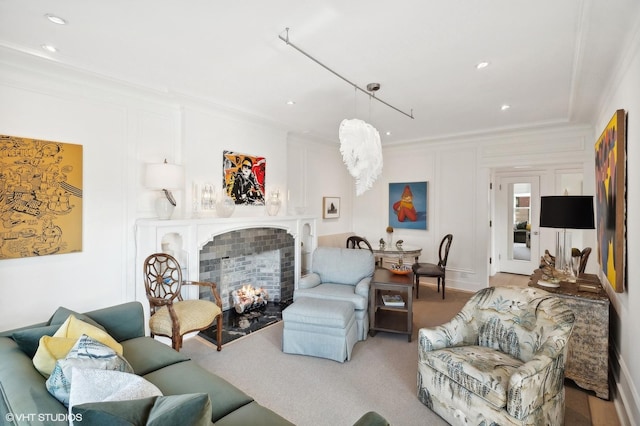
[
  {"x1": 529, "y1": 269, "x2": 610, "y2": 399},
  {"x1": 369, "y1": 268, "x2": 413, "y2": 342}
]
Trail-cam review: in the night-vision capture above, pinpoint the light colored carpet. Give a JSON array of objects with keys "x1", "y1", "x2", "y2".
[{"x1": 180, "y1": 282, "x2": 595, "y2": 425}]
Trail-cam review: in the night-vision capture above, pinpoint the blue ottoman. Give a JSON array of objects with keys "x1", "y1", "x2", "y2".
[{"x1": 282, "y1": 297, "x2": 357, "y2": 362}]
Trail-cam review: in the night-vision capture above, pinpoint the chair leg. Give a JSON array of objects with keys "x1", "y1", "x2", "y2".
[
  {"x1": 415, "y1": 274, "x2": 420, "y2": 299},
  {"x1": 441, "y1": 276, "x2": 445, "y2": 299},
  {"x1": 216, "y1": 314, "x2": 223, "y2": 352}
]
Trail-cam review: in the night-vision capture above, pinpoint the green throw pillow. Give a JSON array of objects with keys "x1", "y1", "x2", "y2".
[
  {"x1": 12, "y1": 325, "x2": 60, "y2": 358},
  {"x1": 48, "y1": 307, "x2": 106, "y2": 330},
  {"x1": 71, "y1": 393, "x2": 212, "y2": 426},
  {"x1": 11, "y1": 307, "x2": 107, "y2": 358}
]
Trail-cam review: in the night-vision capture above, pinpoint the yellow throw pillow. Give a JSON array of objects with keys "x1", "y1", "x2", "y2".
[
  {"x1": 33, "y1": 336, "x2": 78, "y2": 377},
  {"x1": 33, "y1": 315, "x2": 123, "y2": 377},
  {"x1": 54, "y1": 315, "x2": 122, "y2": 354}
]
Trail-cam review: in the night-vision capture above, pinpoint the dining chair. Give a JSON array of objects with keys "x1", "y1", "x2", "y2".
[
  {"x1": 143, "y1": 253, "x2": 223, "y2": 351},
  {"x1": 346, "y1": 235, "x2": 373, "y2": 252},
  {"x1": 412, "y1": 234, "x2": 453, "y2": 299}
]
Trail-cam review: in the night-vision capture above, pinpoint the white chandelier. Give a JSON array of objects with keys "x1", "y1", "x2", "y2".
[
  {"x1": 339, "y1": 118, "x2": 383, "y2": 196},
  {"x1": 279, "y1": 28, "x2": 413, "y2": 196}
]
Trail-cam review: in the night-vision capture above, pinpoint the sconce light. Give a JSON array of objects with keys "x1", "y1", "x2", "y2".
[{"x1": 145, "y1": 159, "x2": 184, "y2": 219}]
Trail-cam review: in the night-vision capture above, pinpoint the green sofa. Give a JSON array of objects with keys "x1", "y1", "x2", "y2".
[{"x1": 0, "y1": 301, "x2": 292, "y2": 425}]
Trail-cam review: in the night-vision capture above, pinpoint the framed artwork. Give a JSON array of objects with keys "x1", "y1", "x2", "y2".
[
  {"x1": 0, "y1": 135, "x2": 83, "y2": 259},
  {"x1": 222, "y1": 150, "x2": 266, "y2": 205},
  {"x1": 389, "y1": 181, "x2": 428, "y2": 230},
  {"x1": 323, "y1": 197, "x2": 340, "y2": 219},
  {"x1": 594, "y1": 109, "x2": 626, "y2": 292}
]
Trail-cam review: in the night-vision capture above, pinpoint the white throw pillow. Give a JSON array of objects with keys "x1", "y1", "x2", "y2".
[
  {"x1": 68, "y1": 367, "x2": 163, "y2": 424},
  {"x1": 46, "y1": 334, "x2": 133, "y2": 406}
]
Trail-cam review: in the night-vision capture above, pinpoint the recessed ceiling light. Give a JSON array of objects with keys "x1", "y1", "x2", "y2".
[
  {"x1": 41, "y1": 44, "x2": 58, "y2": 53},
  {"x1": 501, "y1": 104, "x2": 511, "y2": 111},
  {"x1": 286, "y1": 100, "x2": 295, "y2": 105},
  {"x1": 476, "y1": 61, "x2": 490, "y2": 69},
  {"x1": 45, "y1": 14, "x2": 67, "y2": 25},
  {"x1": 385, "y1": 131, "x2": 392, "y2": 136}
]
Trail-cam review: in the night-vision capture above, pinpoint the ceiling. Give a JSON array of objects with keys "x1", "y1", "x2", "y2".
[{"x1": 1, "y1": 1, "x2": 639, "y2": 144}]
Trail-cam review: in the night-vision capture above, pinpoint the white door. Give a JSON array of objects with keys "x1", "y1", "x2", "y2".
[{"x1": 495, "y1": 176, "x2": 540, "y2": 275}]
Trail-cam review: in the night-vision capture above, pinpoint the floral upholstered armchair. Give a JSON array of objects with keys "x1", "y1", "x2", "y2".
[{"x1": 417, "y1": 286, "x2": 575, "y2": 426}]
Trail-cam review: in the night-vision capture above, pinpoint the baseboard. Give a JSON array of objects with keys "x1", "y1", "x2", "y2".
[{"x1": 612, "y1": 344, "x2": 639, "y2": 425}]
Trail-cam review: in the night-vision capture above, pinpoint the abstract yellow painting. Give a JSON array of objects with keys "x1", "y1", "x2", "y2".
[
  {"x1": 594, "y1": 110, "x2": 626, "y2": 292},
  {"x1": 0, "y1": 135, "x2": 83, "y2": 259}
]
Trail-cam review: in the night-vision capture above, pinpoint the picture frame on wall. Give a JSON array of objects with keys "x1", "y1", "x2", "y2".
[
  {"x1": 323, "y1": 197, "x2": 340, "y2": 219},
  {"x1": 389, "y1": 181, "x2": 428, "y2": 230},
  {"x1": 0, "y1": 134, "x2": 83, "y2": 259},
  {"x1": 594, "y1": 109, "x2": 626, "y2": 293}
]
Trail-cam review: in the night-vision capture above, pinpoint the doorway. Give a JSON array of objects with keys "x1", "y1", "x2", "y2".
[{"x1": 495, "y1": 175, "x2": 540, "y2": 275}]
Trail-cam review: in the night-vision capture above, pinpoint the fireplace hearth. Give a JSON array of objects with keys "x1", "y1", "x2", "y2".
[{"x1": 199, "y1": 300, "x2": 291, "y2": 347}]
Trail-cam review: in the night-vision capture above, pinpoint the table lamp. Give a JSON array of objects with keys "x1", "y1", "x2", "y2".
[
  {"x1": 145, "y1": 159, "x2": 184, "y2": 219},
  {"x1": 539, "y1": 195, "x2": 595, "y2": 274}
]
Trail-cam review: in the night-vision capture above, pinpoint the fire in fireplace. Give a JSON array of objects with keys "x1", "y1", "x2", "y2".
[{"x1": 232, "y1": 284, "x2": 268, "y2": 313}]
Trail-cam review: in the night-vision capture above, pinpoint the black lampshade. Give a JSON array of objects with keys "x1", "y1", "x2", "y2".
[{"x1": 539, "y1": 196, "x2": 595, "y2": 229}]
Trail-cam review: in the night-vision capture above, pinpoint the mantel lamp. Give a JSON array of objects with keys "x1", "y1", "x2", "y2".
[
  {"x1": 539, "y1": 195, "x2": 595, "y2": 275},
  {"x1": 145, "y1": 159, "x2": 184, "y2": 220}
]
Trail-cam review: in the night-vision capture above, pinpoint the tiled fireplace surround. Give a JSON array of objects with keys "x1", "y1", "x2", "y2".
[{"x1": 199, "y1": 228, "x2": 295, "y2": 311}]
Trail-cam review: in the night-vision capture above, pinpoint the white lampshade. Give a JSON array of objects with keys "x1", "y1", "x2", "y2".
[
  {"x1": 144, "y1": 160, "x2": 184, "y2": 220},
  {"x1": 144, "y1": 161, "x2": 184, "y2": 190}
]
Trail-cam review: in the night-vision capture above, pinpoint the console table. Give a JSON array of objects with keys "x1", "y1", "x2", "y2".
[{"x1": 529, "y1": 269, "x2": 610, "y2": 399}]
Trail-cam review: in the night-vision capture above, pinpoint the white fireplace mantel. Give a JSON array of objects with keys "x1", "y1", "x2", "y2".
[{"x1": 134, "y1": 215, "x2": 317, "y2": 314}]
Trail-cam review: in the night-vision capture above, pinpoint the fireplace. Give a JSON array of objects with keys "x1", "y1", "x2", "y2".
[
  {"x1": 199, "y1": 227, "x2": 294, "y2": 312},
  {"x1": 134, "y1": 215, "x2": 316, "y2": 329}
]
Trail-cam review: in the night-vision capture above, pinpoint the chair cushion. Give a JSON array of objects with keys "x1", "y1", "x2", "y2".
[
  {"x1": 294, "y1": 283, "x2": 368, "y2": 310},
  {"x1": 412, "y1": 262, "x2": 444, "y2": 276},
  {"x1": 121, "y1": 336, "x2": 189, "y2": 376},
  {"x1": 422, "y1": 345, "x2": 523, "y2": 409},
  {"x1": 149, "y1": 300, "x2": 221, "y2": 336}
]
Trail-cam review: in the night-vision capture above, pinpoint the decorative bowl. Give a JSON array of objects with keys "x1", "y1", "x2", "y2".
[{"x1": 389, "y1": 264, "x2": 412, "y2": 275}]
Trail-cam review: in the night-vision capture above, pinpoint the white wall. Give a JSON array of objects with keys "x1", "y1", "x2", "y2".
[
  {"x1": 0, "y1": 55, "x2": 179, "y2": 329},
  {"x1": 594, "y1": 28, "x2": 640, "y2": 424},
  {"x1": 287, "y1": 135, "x2": 353, "y2": 236},
  {"x1": 0, "y1": 50, "x2": 291, "y2": 330}
]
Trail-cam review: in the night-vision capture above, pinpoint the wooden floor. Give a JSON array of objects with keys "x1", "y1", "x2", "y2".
[{"x1": 490, "y1": 273, "x2": 620, "y2": 426}]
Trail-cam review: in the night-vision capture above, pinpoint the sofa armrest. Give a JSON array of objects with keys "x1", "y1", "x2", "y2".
[
  {"x1": 418, "y1": 310, "x2": 477, "y2": 359},
  {"x1": 354, "y1": 277, "x2": 371, "y2": 299},
  {"x1": 298, "y1": 273, "x2": 322, "y2": 289},
  {"x1": 507, "y1": 353, "x2": 565, "y2": 419},
  {"x1": 506, "y1": 328, "x2": 572, "y2": 419}
]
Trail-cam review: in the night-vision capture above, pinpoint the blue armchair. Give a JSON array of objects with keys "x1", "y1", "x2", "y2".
[{"x1": 294, "y1": 247, "x2": 375, "y2": 341}]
